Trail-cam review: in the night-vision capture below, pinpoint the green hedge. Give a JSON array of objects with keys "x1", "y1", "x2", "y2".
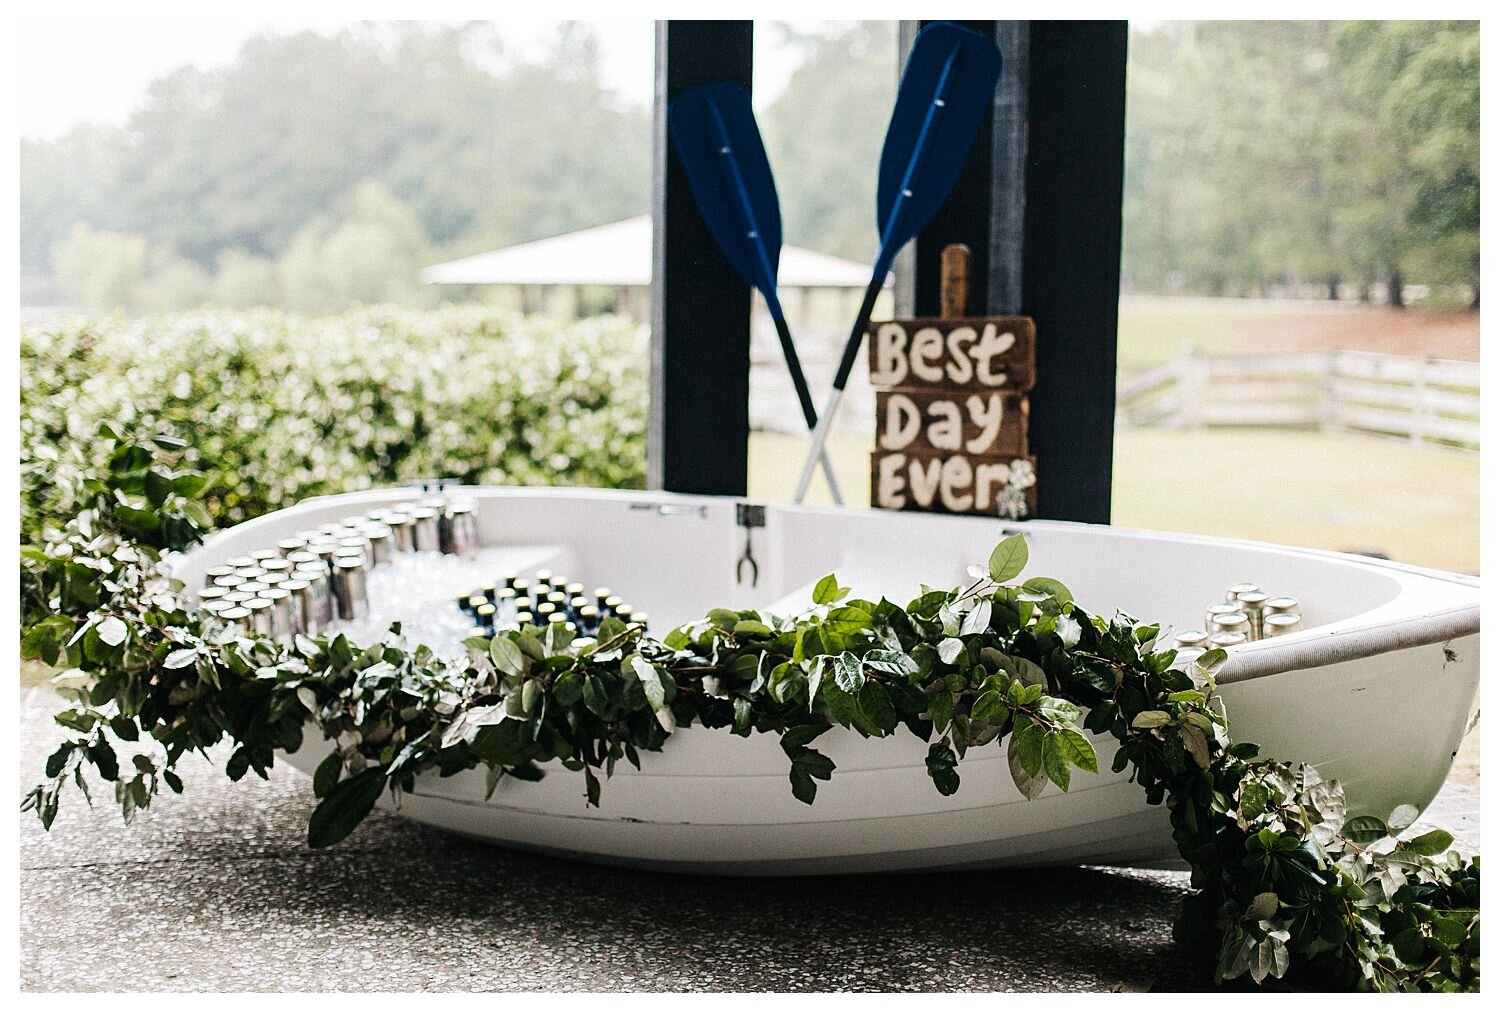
[{"x1": 20, "y1": 306, "x2": 648, "y2": 539}]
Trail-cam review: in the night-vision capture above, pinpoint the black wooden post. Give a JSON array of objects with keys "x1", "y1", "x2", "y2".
[
  {"x1": 648, "y1": 21, "x2": 754, "y2": 495},
  {"x1": 1021, "y1": 22, "x2": 1128, "y2": 524},
  {"x1": 909, "y1": 21, "x2": 1127, "y2": 524}
]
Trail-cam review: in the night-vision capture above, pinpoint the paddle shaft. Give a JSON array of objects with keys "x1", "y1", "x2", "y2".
[
  {"x1": 770, "y1": 312, "x2": 845, "y2": 504},
  {"x1": 791, "y1": 276, "x2": 884, "y2": 503}
]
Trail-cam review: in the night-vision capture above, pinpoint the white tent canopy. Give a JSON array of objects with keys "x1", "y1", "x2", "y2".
[{"x1": 421, "y1": 216, "x2": 882, "y2": 290}]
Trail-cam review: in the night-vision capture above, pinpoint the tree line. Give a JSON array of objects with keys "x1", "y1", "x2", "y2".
[{"x1": 20, "y1": 20, "x2": 1478, "y2": 312}]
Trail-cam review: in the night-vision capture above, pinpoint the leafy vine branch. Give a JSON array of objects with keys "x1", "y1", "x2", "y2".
[{"x1": 20, "y1": 428, "x2": 1478, "y2": 991}]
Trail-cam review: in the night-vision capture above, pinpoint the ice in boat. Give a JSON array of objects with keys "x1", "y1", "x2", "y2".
[{"x1": 175, "y1": 487, "x2": 1481, "y2": 875}]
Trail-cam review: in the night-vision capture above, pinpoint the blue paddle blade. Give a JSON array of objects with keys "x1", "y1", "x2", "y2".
[
  {"x1": 873, "y1": 22, "x2": 1002, "y2": 278},
  {"x1": 667, "y1": 81, "x2": 787, "y2": 320}
]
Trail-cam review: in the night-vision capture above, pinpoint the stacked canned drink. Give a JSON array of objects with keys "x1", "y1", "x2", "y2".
[
  {"x1": 1172, "y1": 582, "x2": 1304, "y2": 659},
  {"x1": 194, "y1": 491, "x2": 483, "y2": 642},
  {"x1": 457, "y1": 568, "x2": 647, "y2": 639}
]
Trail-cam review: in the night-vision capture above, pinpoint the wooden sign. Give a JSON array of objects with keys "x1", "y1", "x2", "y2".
[
  {"x1": 869, "y1": 245, "x2": 1037, "y2": 519},
  {"x1": 874, "y1": 389, "x2": 1028, "y2": 458},
  {"x1": 868, "y1": 317, "x2": 1036, "y2": 392},
  {"x1": 871, "y1": 450, "x2": 1036, "y2": 516}
]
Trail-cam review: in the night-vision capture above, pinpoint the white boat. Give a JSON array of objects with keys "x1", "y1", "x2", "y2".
[{"x1": 175, "y1": 487, "x2": 1481, "y2": 875}]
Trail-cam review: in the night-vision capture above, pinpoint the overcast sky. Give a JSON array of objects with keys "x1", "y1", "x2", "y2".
[{"x1": 17, "y1": 19, "x2": 820, "y2": 140}]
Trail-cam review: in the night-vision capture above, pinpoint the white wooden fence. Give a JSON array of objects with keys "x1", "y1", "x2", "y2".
[{"x1": 1117, "y1": 349, "x2": 1480, "y2": 450}]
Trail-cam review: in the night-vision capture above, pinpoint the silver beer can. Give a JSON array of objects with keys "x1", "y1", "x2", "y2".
[
  {"x1": 244, "y1": 597, "x2": 275, "y2": 637},
  {"x1": 1209, "y1": 611, "x2": 1251, "y2": 638},
  {"x1": 224, "y1": 555, "x2": 256, "y2": 570},
  {"x1": 294, "y1": 563, "x2": 335, "y2": 628},
  {"x1": 205, "y1": 565, "x2": 236, "y2": 581},
  {"x1": 1265, "y1": 613, "x2": 1304, "y2": 637},
  {"x1": 309, "y1": 540, "x2": 340, "y2": 573},
  {"x1": 276, "y1": 537, "x2": 307, "y2": 557},
  {"x1": 219, "y1": 606, "x2": 252, "y2": 633},
  {"x1": 1226, "y1": 582, "x2": 1260, "y2": 604},
  {"x1": 281, "y1": 578, "x2": 314, "y2": 636},
  {"x1": 262, "y1": 587, "x2": 296, "y2": 641},
  {"x1": 1173, "y1": 629, "x2": 1209, "y2": 650},
  {"x1": 198, "y1": 586, "x2": 229, "y2": 605},
  {"x1": 409, "y1": 508, "x2": 440, "y2": 552},
  {"x1": 213, "y1": 573, "x2": 247, "y2": 589},
  {"x1": 384, "y1": 513, "x2": 416, "y2": 553},
  {"x1": 337, "y1": 535, "x2": 372, "y2": 567},
  {"x1": 362, "y1": 524, "x2": 394, "y2": 567},
  {"x1": 1205, "y1": 602, "x2": 1239, "y2": 630},
  {"x1": 1234, "y1": 590, "x2": 1269, "y2": 640},
  {"x1": 332, "y1": 557, "x2": 369, "y2": 621},
  {"x1": 1210, "y1": 632, "x2": 1247, "y2": 648},
  {"x1": 1264, "y1": 596, "x2": 1299, "y2": 616},
  {"x1": 449, "y1": 500, "x2": 480, "y2": 558}
]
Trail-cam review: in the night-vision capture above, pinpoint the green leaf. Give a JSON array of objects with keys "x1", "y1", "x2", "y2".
[
  {"x1": 1194, "y1": 648, "x2": 1228, "y2": 680},
  {"x1": 1340, "y1": 815, "x2": 1389, "y2": 844},
  {"x1": 925, "y1": 742, "x2": 960, "y2": 796},
  {"x1": 1008, "y1": 727, "x2": 1047, "y2": 800},
  {"x1": 832, "y1": 652, "x2": 864, "y2": 692},
  {"x1": 969, "y1": 689, "x2": 1004, "y2": 725},
  {"x1": 1402, "y1": 828, "x2": 1454, "y2": 856},
  {"x1": 162, "y1": 647, "x2": 197, "y2": 670},
  {"x1": 86, "y1": 740, "x2": 119, "y2": 781},
  {"x1": 987, "y1": 534, "x2": 1028, "y2": 583},
  {"x1": 1431, "y1": 916, "x2": 1468, "y2": 948},
  {"x1": 582, "y1": 674, "x2": 609, "y2": 717},
  {"x1": 863, "y1": 649, "x2": 917, "y2": 677},
  {"x1": 1021, "y1": 576, "x2": 1073, "y2": 605},
  {"x1": 489, "y1": 637, "x2": 525, "y2": 676},
  {"x1": 96, "y1": 616, "x2": 128, "y2": 648},
  {"x1": 937, "y1": 637, "x2": 964, "y2": 665},
  {"x1": 823, "y1": 606, "x2": 873, "y2": 640},
  {"x1": 1393, "y1": 927, "x2": 1428, "y2": 966},
  {"x1": 1386, "y1": 803, "x2": 1419, "y2": 833},
  {"x1": 1041, "y1": 734, "x2": 1071, "y2": 792},
  {"x1": 733, "y1": 619, "x2": 773, "y2": 637},
  {"x1": 912, "y1": 688, "x2": 946, "y2": 735},
  {"x1": 307, "y1": 770, "x2": 386, "y2": 848},
  {"x1": 959, "y1": 599, "x2": 992, "y2": 636},
  {"x1": 1246, "y1": 891, "x2": 1279, "y2": 920},
  {"x1": 312, "y1": 751, "x2": 342, "y2": 799},
  {"x1": 584, "y1": 767, "x2": 601, "y2": 807},
  {"x1": 1053, "y1": 727, "x2": 1098, "y2": 774},
  {"x1": 144, "y1": 469, "x2": 174, "y2": 506},
  {"x1": 779, "y1": 724, "x2": 828, "y2": 755},
  {"x1": 1178, "y1": 724, "x2": 1211, "y2": 769},
  {"x1": 179, "y1": 500, "x2": 214, "y2": 530},
  {"x1": 1131, "y1": 710, "x2": 1172, "y2": 729},
  {"x1": 788, "y1": 748, "x2": 835, "y2": 804},
  {"x1": 856, "y1": 681, "x2": 897, "y2": 736},
  {"x1": 812, "y1": 574, "x2": 848, "y2": 605}
]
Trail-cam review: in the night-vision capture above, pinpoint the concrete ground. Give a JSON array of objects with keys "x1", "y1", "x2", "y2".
[{"x1": 18, "y1": 688, "x2": 1478, "y2": 992}]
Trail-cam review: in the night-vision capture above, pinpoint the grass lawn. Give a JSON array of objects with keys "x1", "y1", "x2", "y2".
[
  {"x1": 748, "y1": 428, "x2": 1478, "y2": 573},
  {"x1": 1116, "y1": 294, "x2": 1480, "y2": 375}
]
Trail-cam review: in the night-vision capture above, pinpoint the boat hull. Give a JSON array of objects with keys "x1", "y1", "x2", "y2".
[{"x1": 179, "y1": 487, "x2": 1481, "y2": 874}]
